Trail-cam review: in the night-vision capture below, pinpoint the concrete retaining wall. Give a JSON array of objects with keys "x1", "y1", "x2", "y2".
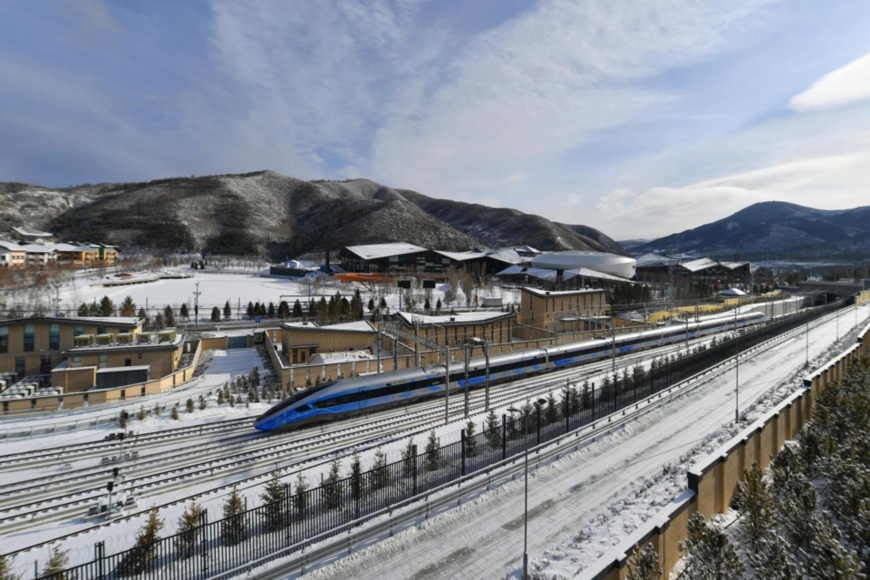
[{"x1": 581, "y1": 321, "x2": 870, "y2": 579}]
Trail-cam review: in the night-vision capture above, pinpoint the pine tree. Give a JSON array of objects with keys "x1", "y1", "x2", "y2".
[
  {"x1": 179, "y1": 303, "x2": 189, "y2": 320},
  {"x1": 137, "y1": 405, "x2": 146, "y2": 421},
  {"x1": 626, "y1": 543, "x2": 661, "y2": 580},
  {"x1": 401, "y1": 438, "x2": 416, "y2": 476},
  {"x1": 808, "y1": 529, "x2": 861, "y2": 579},
  {"x1": 174, "y1": 499, "x2": 204, "y2": 559},
  {"x1": 224, "y1": 300, "x2": 232, "y2": 320},
  {"x1": 464, "y1": 419, "x2": 477, "y2": 457},
  {"x1": 120, "y1": 296, "x2": 136, "y2": 317},
  {"x1": 163, "y1": 306, "x2": 175, "y2": 328},
  {"x1": 680, "y1": 512, "x2": 744, "y2": 579},
  {"x1": 369, "y1": 447, "x2": 389, "y2": 489},
  {"x1": 749, "y1": 534, "x2": 803, "y2": 579},
  {"x1": 99, "y1": 295, "x2": 115, "y2": 316},
  {"x1": 485, "y1": 409, "x2": 501, "y2": 450},
  {"x1": 569, "y1": 382, "x2": 581, "y2": 414},
  {"x1": 211, "y1": 306, "x2": 220, "y2": 322},
  {"x1": 733, "y1": 462, "x2": 775, "y2": 553},
  {"x1": 323, "y1": 457, "x2": 343, "y2": 510},
  {"x1": 41, "y1": 545, "x2": 69, "y2": 579},
  {"x1": 293, "y1": 299, "x2": 304, "y2": 318},
  {"x1": 425, "y1": 429, "x2": 440, "y2": 471},
  {"x1": 217, "y1": 390, "x2": 225, "y2": 405},
  {"x1": 350, "y1": 452, "x2": 362, "y2": 504},
  {"x1": 171, "y1": 406, "x2": 179, "y2": 420},
  {"x1": 198, "y1": 395, "x2": 207, "y2": 411},
  {"x1": 0, "y1": 552, "x2": 18, "y2": 580},
  {"x1": 545, "y1": 391, "x2": 558, "y2": 424},
  {"x1": 293, "y1": 472, "x2": 308, "y2": 521},
  {"x1": 137, "y1": 307, "x2": 147, "y2": 321},
  {"x1": 153, "y1": 313, "x2": 165, "y2": 330},
  {"x1": 185, "y1": 398, "x2": 194, "y2": 413},
  {"x1": 119, "y1": 409, "x2": 129, "y2": 429},
  {"x1": 221, "y1": 486, "x2": 246, "y2": 544},
  {"x1": 260, "y1": 471, "x2": 286, "y2": 532},
  {"x1": 118, "y1": 506, "x2": 163, "y2": 575}
]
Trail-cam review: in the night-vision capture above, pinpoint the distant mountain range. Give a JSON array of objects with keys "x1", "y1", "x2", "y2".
[
  {"x1": 0, "y1": 171, "x2": 623, "y2": 261},
  {"x1": 633, "y1": 201, "x2": 870, "y2": 261}
]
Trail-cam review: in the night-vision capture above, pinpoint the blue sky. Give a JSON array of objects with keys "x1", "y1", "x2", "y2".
[{"x1": 2, "y1": 0, "x2": 870, "y2": 240}]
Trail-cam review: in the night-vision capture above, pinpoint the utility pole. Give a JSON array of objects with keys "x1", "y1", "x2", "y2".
[
  {"x1": 464, "y1": 342, "x2": 470, "y2": 418},
  {"x1": 523, "y1": 448, "x2": 529, "y2": 580},
  {"x1": 611, "y1": 321, "x2": 616, "y2": 374},
  {"x1": 193, "y1": 282, "x2": 201, "y2": 330}
]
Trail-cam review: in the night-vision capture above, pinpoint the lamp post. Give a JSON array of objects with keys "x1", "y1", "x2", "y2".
[
  {"x1": 734, "y1": 307, "x2": 740, "y2": 424},
  {"x1": 472, "y1": 337, "x2": 491, "y2": 411},
  {"x1": 523, "y1": 448, "x2": 529, "y2": 580}
]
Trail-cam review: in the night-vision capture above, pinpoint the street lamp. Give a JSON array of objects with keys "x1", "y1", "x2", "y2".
[
  {"x1": 471, "y1": 337, "x2": 491, "y2": 411},
  {"x1": 523, "y1": 447, "x2": 529, "y2": 580},
  {"x1": 734, "y1": 307, "x2": 740, "y2": 424}
]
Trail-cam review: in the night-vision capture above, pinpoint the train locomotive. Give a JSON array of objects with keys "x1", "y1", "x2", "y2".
[{"x1": 254, "y1": 311, "x2": 765, "y2": 431}]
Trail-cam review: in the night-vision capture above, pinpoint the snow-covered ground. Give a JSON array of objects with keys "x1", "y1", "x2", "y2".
[
  {"x1": 1, "y1": 270, "x2": 861, "y2": 578},
  {"x1": 20, "y1": 270, "x2": 522, "y2": 319},
  {"x1": 301, "y1": 304, "x2": 869, "y2": 580}
]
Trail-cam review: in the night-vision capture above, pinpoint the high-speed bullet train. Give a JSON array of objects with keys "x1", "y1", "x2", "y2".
[{"x1": 254, "y1": 311, "x2": 765, "y2": 431}]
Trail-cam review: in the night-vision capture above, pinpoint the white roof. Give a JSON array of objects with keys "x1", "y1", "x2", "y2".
[
  {"x1": 522, "y1": 287, "x2": 605, "y2": 298},
  {"x1": 12, "y1": 226, "x2": 53, "y2": 238},
  {"x1": 0, "y1": 241, "x2": 23, "y2": 251},
  {"x1": 283, "y1": 320, "x2": 375, "y2": 333},
  {"x1": 345, "y1": 243, "x2": 428, "y2": 260},
  {"x1": 719, "y1": 261, "x2": 749, "y2": 270},
  {"x1": 432, "y1": 250, "x2": 487, "y2": 262},
  {"x1": 495, "y1": 265, "x2": 526, "y2": 276},
  {"x1": 398, "y1": 310, "x2": 513, "y2": 326},
  {"x1": 19, "y1": 244, "x2": 53, "y2": 253},
  {"x1": 635, "y1": 253, "x2": 680, "y2": 267},
  {"x1": 308, "y1": 351, "x2": 375, "y2": 365},
  {"x1": 485, "y1": 248, "x2": 525, "y2": 265},
  {"x1": 680, "y1": 258, "x2": 719, "y2": 272},
  {"x1": 562, "y1": 267, "x2": 634, "y2": 283},
  {"x1": 719, "y1": 288, "x2": 747, "y2": 296}
]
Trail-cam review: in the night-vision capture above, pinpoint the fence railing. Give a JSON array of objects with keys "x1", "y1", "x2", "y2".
[{"x1": 29, "y1": 301, "x2": 845, "y2": 580}]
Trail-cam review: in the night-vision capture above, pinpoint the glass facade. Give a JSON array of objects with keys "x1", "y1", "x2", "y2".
[
  {"x1": 0, "y1": 327, "x2": 7, "y2": 353},
  {"x1": 23, "y1": 324, "x2": 34, "y2": 352},
  {"x1": 49, "y1": 323, "x2": 60, "y2": 350}
]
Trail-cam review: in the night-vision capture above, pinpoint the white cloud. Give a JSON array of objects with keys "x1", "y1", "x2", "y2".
[
  {"x1": 789, "y1": 52, "x2": 870, "y2": 112},
  {"x1": 594, "y1": 151, "x2": 870, "y2": 239},
  {"x1": 369, "y1": 0, "x2": 776, "y2": 199}
]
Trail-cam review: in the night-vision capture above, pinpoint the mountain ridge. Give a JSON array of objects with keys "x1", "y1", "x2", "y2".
[
  {"x1": 634, "y1": 201, "x2": 870, "y2": 260},
  {"x1": 0, "y1": 170, "x2": 623, "y2": 261}
]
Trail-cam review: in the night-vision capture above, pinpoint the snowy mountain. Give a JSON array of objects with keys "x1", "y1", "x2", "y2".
[
  {"x1": 633, "y1": 201, "x2": 870, "y2": 260},
  {"x1": 0, "y1": 171, "x2": 622, "y2": 260}
]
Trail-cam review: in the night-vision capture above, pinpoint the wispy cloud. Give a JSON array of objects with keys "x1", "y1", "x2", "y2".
[{"x1": 789, "y1": 52, "x2": 870, "y2": 112}]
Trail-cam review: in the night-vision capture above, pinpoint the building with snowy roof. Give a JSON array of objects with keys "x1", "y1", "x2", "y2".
[
  {"x1": 11, "y1": 226, "x2": 54, "y2": 244},
  {"x1": 0, "y1": 316, "x2": 199, "y2": 414},
  {"x1": 278, "y1": 320, "x2": 377, "y2": 365},
  {"x1": 516, "y1": 287, "x2": 609, "y2": 340},
  {"x1": 339, "y1": 243, "x2": 429, "y2": 273},
  {"x1": 396, "y1": 310, "x2": 516, "y2": 350},
  {"x1": 531, "y1": 251, "x2": 636, "y2": 279}
]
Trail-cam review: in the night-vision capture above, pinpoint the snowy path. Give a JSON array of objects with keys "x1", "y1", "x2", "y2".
[{"x1": 308, "y1": 307, "x2": 866, "y2": 580}]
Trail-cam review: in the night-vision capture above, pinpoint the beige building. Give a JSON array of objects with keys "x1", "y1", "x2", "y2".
[
  {"x1": 0, "y1": 317, "x2": 190, "y2": 414},
  {"x1": 280, "y1": 320, "x2": 376, "y2": 365},
  {"x1": 516, "y1": 287, "x2": 608, "y2": 339},
  {"x1": 396, "y1": 310, "x2": 516, "y2": 353}
]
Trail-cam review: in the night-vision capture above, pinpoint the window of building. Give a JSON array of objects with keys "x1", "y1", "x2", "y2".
[
  {"x1": 138, "y1": 352, "x2": 143, "y2": 359},
  {"x1": 15, "y1": 357, "x2": 25, "y2": 378},
  {"x1": 40, "y1": 355, "x2": 52, "y2": 374},
  {"x1": 49, "y1": 323, "x2": 60, "y2": 350},
  {"x1": 97, "y1": 326, "x2": 107, "y2": 336},
  {"x1": 74, "y1": 325, "x2": 84, "y2": 337},
  {"x1": 72, "y1": 356, "x2": 82, "y2": 367},
  {"x1": 125, "y1": 359, "x2": 132, "y2": 367},
  {"x1": 23, "y1": 324, "x2": 34, "y2": 352},
  {"x1": 99, "y1": 354, "x2": 108, "y2": 369},
  {"x1": 0, "y1": 327, "x2": 7, "y2": 353}
]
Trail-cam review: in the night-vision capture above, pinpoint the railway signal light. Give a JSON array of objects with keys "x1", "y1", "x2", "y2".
[{"x1": 107, "y1": 481, "x2": 114, "y2": 493}]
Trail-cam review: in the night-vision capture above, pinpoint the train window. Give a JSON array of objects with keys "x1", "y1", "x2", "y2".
[{"x1": 297, "y1": 405, "x2": 311, "y2": 412}]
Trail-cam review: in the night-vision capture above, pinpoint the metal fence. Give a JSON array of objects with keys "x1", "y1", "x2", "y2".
[{"x1": 32, "y1": 301, "x2": 845, "y2": 580}]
